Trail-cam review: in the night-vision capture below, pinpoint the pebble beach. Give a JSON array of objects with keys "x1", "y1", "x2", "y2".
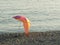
[{"x1": 0, "y1": 31, "x2": 60, "y2": 45}]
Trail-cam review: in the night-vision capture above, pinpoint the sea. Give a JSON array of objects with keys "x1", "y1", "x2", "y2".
[{"x1": 0, "y1": 0, "x2": 60, "y2": 33}]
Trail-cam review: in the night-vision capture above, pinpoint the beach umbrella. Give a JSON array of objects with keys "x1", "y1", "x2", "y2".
[{"x1": 13, "y1": 16, "x2": 30, "y2": 36}]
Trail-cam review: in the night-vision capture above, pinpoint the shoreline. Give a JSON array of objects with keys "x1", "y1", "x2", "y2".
[{"x1": 0, "y1": 31, "x2": 60, "y2": 45}]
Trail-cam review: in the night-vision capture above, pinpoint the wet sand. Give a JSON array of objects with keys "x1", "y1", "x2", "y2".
[{"x1": 0, "y1": 31, "x2": 60, "y2": 45}]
